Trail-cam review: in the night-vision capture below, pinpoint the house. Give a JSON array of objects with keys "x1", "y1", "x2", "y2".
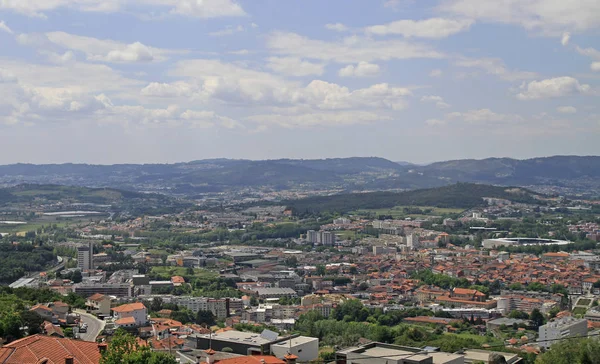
[
  {"x1": 171, "y1": 276, "x2": 186, "y2": 286},
  {"x1": 86, "y1": 293, "x2": 112, "y2": 316},
  {"x1": 42, "y1": 321, "x2": 65, "y2": 338},
  {"x1": 112, "y1": 302, "x2": 148, "y2": 327},
  {"x1": 30, "y1": 304, "x2": 56, "y2": 323},
  {"x1": 0, "y1": 334, "x2": 103, "y2": 364}
]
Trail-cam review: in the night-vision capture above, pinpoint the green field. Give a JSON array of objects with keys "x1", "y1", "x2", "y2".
[
  {"x1": 573, "y1": 307, "x2": 588, "y2": 315},
  {"x1": 577, "y1": 299, "x2": 592, "y2": 306},
  {"x1": 353, "y1": 205, "x2": 465, "y2": 218},
  {"x1": 150, "y1": 266, "x2": 218, "y2": 280}
]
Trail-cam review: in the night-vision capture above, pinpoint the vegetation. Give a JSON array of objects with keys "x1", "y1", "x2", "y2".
[
  {"x1": 100, "y1": 330, "x2": 176, "y2": 364},
  {"x1": 0, "y1": 242, "x2": 57, "y2": 283},
  {"x1": 535, "y1": 337, "x2": 600, "y2": 364},
  {"x1": 284, "y1": 183, "x2": 542, "y2": 215}
]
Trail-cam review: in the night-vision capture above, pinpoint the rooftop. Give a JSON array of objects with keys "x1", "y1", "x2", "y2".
[{"x1": 0, "y1": 335, "x2": 102, "y2": 364}]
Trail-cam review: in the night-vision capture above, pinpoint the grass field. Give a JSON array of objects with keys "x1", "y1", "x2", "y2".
[
  {"x1": 150, "y1": 266, "x2": 218, "y2": 280},
  {"x1": 353, "y1": 205, "x2": 465, "y2": 218},
  {"x1": 577, "y1": 299, "x2": 592, "y2": 306},
  {"x1": 573, "y1": 307, "x2": 588, "y2": 315}
]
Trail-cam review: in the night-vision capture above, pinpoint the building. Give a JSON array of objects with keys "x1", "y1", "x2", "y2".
[
  {"x1": 86, "y1": 293, "x2": 112, "y2": 316},
  {"x1": 189, "y1": 330, "x2": 295, "y2": 356},
  {"x1": 112, "y1": 302, "x2": 148, "y2": 327},
  {"x1": 255, "y1": 288, "x2": 297, "y2": 299},
  {"x1": 0, "y1": 334, "x2": 103, "y2": 364},
  {"x1": 170, "y1": 296, "x2": 230, "y2": 319},
  {"x1": 406, "y1": 233, "x2": 420, "y2": 250},
  {"x1": 271, "y1": 336, "x2": 319, "y2": 362},
  {"x1": 306, "y1": 230, "x2": 319, "y2": 244},
  {"x1": 74, "y1": 283, "x2": 133, "y2": 298},
  {"x1": 321, "y1": 231, "x2": 336, "y2": 246},
  {"x1": 77, "y1": 242, "x2": 94, "y2": 270},
  {"x1": 538, "y1": 317, "x2": 588, "y2": 349},
  {"x1": 337, "y1": 342, "x2": 464, "y2": 364}
]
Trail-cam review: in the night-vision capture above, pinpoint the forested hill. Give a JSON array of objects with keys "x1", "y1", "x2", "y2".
[
  {"x1": 283, "y1": 183, "x2": 542, "y2": 214},
  {"x1": 0, "y1": 156, "x2": 598, "y2": 196},
  {"x1": 0, "y1": 184, "x2": 192, "y2": 215}
]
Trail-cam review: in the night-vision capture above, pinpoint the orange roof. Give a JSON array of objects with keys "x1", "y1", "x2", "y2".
[
  {"x1": 217, "y1": 356, "x2": 285, "y2": 364},
  {"x1": 0, "y1": 334, "x2": 101, "y2": 364},
  {"x1": 112, "y1": 302, "x2": 146, "y2": 313},
  {"x1": 171, "y1": 276, "x2": 185, "y2": 284},
  {"x1": 115, "y1": 316, "x2": 136, "y2": 325},
  {"x1": 88, "y1": 293, "x2": 108, "y2": 301},
  {"x1": 453, "y1": 288, "x2": 479, "y2": 295},
  {"x1": 30, "y1": 304, "x2": 52, "y2": 312}
]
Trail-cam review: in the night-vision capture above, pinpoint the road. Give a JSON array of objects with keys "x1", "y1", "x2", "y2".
[{"x1": 75, "y1": 311, "x2": 105, "y2": 342}]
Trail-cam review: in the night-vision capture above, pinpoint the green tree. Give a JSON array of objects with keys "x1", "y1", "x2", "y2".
[
  {"x1": 100, "y1": 330, "x2": 176, "y2": 364},
  {"x1": 536, "y1": 338, "x2": 600, "y2": 364},
  {"x1": 530, "y1": 308, "x2": 545, "y2": 328},
  {"x1": 196, "y1": 310, "x2": 216, "y2": 326},
  {"x1": 72, "y1": 270, "x2": 83, "y2": 283},
  {"x1": 20, "y1": 310, "x2": 44, "y2": 335}
]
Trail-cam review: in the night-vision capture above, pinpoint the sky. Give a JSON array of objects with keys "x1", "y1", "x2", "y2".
[{"x1": 0, "y1": 0, "x2": 599, "y2": 165}]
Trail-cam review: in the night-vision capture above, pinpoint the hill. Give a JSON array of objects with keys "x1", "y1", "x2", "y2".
[
  {"x1": 0, "y1": 184, "x2": 192, "y2": 216},
  {"x1": 0, "y1": 156, "x2": 598, "y2": 197},
  {"x1": 283, "y1": 183, "x2": 542, "y2": 214}
]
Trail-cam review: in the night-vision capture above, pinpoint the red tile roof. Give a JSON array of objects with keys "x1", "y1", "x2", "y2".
[
  {"x1": 112, "y1": 302, "x2": 146, "y2": 313},
  {"x1": 115, "y1": 316, "x2": 136, "y2": 325},
  {"x1": 0, "y1": 335, "x2": 102, "y2": 364}
]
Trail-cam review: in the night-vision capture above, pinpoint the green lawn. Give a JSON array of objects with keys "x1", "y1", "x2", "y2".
[
  {"x1": 577, "y1": 299, "x2": 592, "y2": 306},
  {"x1": 573, "y1": 307, "x2": 588, "y2": 315},
  {"x1": 150, "y1": 266, "x2": 217, "y2": 280}
]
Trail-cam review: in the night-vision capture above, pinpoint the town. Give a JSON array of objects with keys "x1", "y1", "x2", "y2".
[{"x1": 1, "y1": 181, "x2": 599, "y2": 364}]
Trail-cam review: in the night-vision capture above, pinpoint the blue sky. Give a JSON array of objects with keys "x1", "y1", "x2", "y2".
[{"x1": 0, "y1": 0, "x2": 598, "y2": 164}]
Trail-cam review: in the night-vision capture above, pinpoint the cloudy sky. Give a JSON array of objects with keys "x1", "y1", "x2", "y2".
[{"x1": 0, "y1": 0, "x2": 599, "y2": 164}]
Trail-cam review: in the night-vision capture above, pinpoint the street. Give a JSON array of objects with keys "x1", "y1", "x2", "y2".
[{"x1": 76, "y1": 311, "x2": 106, "y2": 342}]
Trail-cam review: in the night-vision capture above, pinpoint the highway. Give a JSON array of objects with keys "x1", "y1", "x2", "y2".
[{"x1": 75, "y1": 311, "x2": 106, "y2": 342}]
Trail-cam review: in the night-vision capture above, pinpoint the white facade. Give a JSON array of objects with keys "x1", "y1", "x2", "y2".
[
  {"x1": 406, "y1": 233, "x2": 420, "y2": 250},
  {"x1": 538, "y1": 317, "x2": 588, "y2": 349},
  {"x1": 112, "y1": 303, "x2": 148, "y2": 326},
  {"x1": 271, "y1": 336, "x2": 319, "y2": 362},
  {"x1": 77, "y1": 242, "x2": 93, "y2": 270}
]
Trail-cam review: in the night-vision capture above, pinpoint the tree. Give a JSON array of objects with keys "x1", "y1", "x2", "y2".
[
  {"x1": 196, "y1": 310, "x2": 216, "y2": 326},
  {"x1": 72, "y1": 270, "x2": 83, "y2": 283},
  {"x1": 316, "y1": 265, "x2": 326, "y2": 276},
  {"x1": 530, "y1": 308, "x2": 545, "y2": 328},
  {"x1": 20, "y1": 310, "x2": 44, "y2": 335},
  {"x1": 151, "y1": 297, "x2": 163, "y2": 313},
  {"x1": 508, "y1": 310, "x2": 529, "y2": 320},
  {"x1": 100, "y1": 330, "x2": 176, "y2": 364},
  {"x1": 536, "y1": 338, "x2": 600, "y2": 364}
]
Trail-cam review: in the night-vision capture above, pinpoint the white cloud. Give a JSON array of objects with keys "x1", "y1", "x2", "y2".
[
  {"x1": 266, "y1": 32, "x2": 444, "y2": 63},
  {"x1": 517, "y1": 77, "x2": 591, "y2": 100},
  {"x1": 141, "y1": 81, "x2": 196, "y2": 97},
  {"x1": 338, "y1": 62, "x2": 381, "y2": 77},
  {"x1": 576, "y1": 46, "x2": 600, "y2": 60},
  {"x1": 37, "y1": 31, "x2": 183, "y2": 63},
  {"x1": 592, "y1": 62, "x2": 600, "y2": 72},
  {"x1": 557, "y1": 106, "x2": 577, "y2": 113},
  {"x1": 209, "y1": 25, "x2": 244, "y2": 36},
  {"x1": 0, "y1": 0, "x2": 246, "y2": 19},
  {"x1": 170, "y1": 59, "x2": 411, "y2": 111},
  {"x1": 561, "y1": 32, "x2": 570, "y2": 46},
  {"x1": 0, "y1": 20, "x2": 13, "y2": 34},
  {"x1": 455, "y1": 57, "x2": 537, "y2": 81},
  {"x1": 0, "y1": 69, "x2": 17, "y2": 83},
  {"x1": 420, "y1": 95, "x2": 451, "y2": 109},
  {"x1": 440, "y1": 0, "x2": 600, "y2": 34},
  {"x1": 266, "y1": 57, "x2": 325, "y2": 77},
  {"x1": 365, "y1": 18, "x2": 474, "y2": 38},
  {"x1": 447, "y1": 109, "x2": 524, "y2": 123},
  {"x1": 247, "y1": 110, "x2": 390, "y2": 128},
  {"x1": 325, "y1": 23, "x2": 348, "y2": 32},
  {"x1": 429, "y1": 69, "x2": 443, "y2": 77}
]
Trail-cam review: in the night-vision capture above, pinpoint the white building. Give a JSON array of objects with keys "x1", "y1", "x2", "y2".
[
  {"x1": 538, "y1": 317, "x2": 588, "y2": 349},
  {"x1": 112, "y1": 302, "x2": 147, "y2": 327},
  {"x1": 321, "y1": 231, "x2": 335, "y2": 246},
  {"x1": 306, "y1": 230, "x2": 318, "y2": 244},
  {"x1": 271, "y1": 336, "x2": 319, "y2": 362},
  {"x1": 77, "y1": 242, "x2": 94, "y2": 270},
  {"x1": 406, "y1": 233, "x2": 420, "y2": 250}
]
